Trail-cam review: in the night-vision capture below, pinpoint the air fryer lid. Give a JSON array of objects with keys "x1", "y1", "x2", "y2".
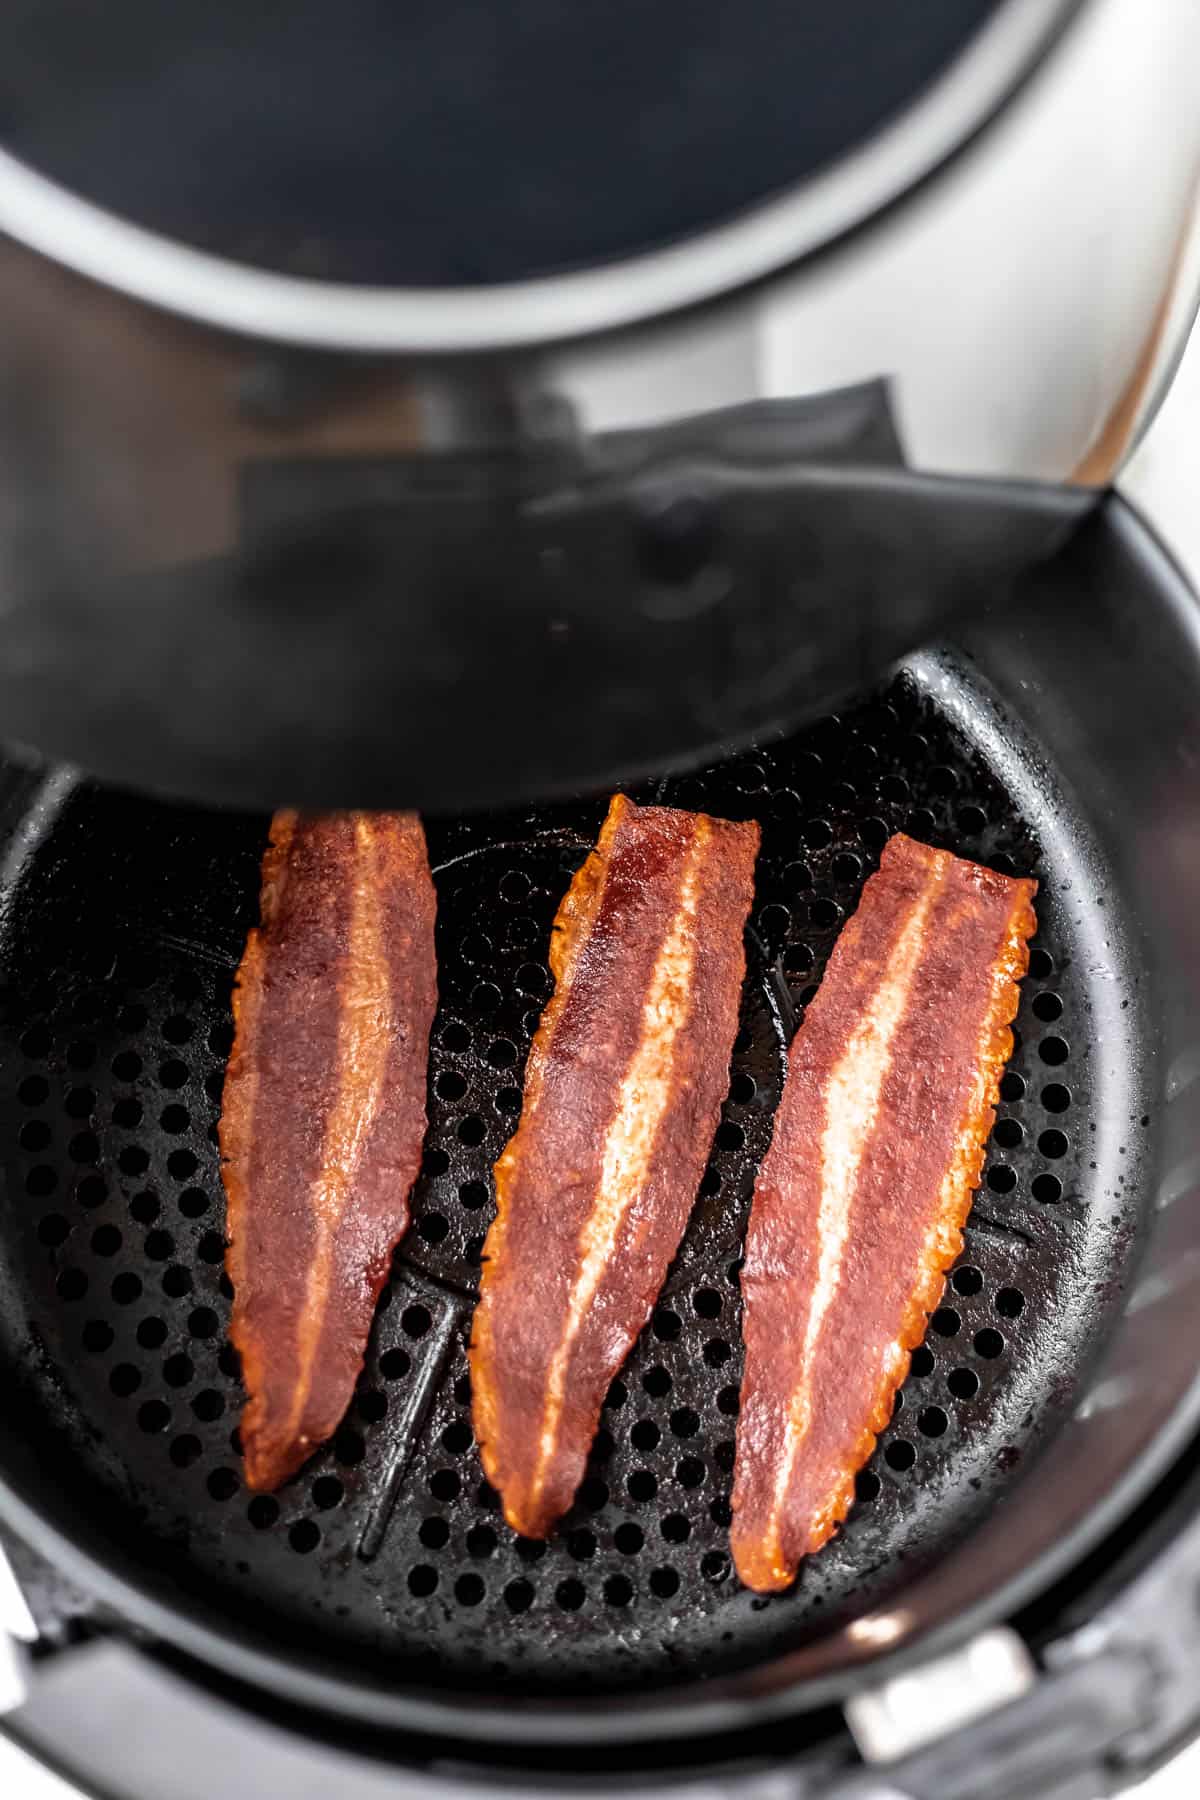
[
  {"x1": 0, "y1": 380, "x2": 1089, "y2": 814},
  {"x1": 1, "y1": 0, "x2": 1007, "y2": 287}
]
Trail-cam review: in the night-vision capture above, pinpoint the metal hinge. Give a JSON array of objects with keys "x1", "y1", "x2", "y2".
[
  {"x1": 0, "y1": 1544, "x2": 36, "y2": 1716},
  {"x1": 846, "y1": 1628, "x2": 1037, "y2": 1764},
  {"x1": 836, "y1": 1629, "x2": 1156, "y2": 1800}
]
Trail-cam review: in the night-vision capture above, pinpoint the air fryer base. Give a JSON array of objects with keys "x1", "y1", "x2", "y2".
[
  {"x1": 2, "y1": 491, "x2": 1200, "y2": 1796},
  {"x1": 0, "y1": 651, "x2": 1145, "y2": 1709}
]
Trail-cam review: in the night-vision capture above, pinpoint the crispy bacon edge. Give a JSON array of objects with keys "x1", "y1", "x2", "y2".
[
  {"x1": 471, "y1": 794, "x2": 759, "y2": 1537},
  {"x1": 730, "y1": 833, "x2": 1037, "y2": 1591},
  {"x1": 221, "y1": 810, "x2": 437, "y2": 1491}
]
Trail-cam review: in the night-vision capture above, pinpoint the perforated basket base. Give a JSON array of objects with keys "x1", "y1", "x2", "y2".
[{"x1": 0, "y1": 664, "x2": 1147, "y2": 1696}]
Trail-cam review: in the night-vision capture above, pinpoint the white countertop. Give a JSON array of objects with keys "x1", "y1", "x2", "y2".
[{"x1": 2, "y1": 327, "x2": 1199, "y2": 1800}]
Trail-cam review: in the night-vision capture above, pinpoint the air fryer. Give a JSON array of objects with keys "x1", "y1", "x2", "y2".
[{"x1": 1, "y1": 6, "x2": 1200, "y2": 1800}]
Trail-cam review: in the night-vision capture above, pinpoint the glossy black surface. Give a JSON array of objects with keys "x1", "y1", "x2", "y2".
[{"x1": 0, "y1": 1, "x2": 1002, "y2": 284}]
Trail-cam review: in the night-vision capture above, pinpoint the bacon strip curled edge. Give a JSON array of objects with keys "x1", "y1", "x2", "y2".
[
  {"x1": 221, "y1": 811, "x2": 437, "y2": 1492},
  {"x1": 731, "y1": 833, "x2": 1037, "y2": 1592},
  {"x1": 472, "y1": 794, "x2": 759, "y2": 1538}
]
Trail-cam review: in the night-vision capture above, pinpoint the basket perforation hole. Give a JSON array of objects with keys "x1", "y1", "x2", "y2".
[
  {"x1": 138, "y1": 1399, "x2": 170, "y2": 1434},
  {"x1": 335, "y1": 1428, "x2": 366, "y2": 1467},
  {"x1": 109, "y1": 1363, "x2": 141, "y2": 1397},
  {"x1": 675, "y1": 1457, "x2": 705, "y2": 1490},
  {"x1": 76, "y1": 1174, "x2": 107, "y2": 1209}
]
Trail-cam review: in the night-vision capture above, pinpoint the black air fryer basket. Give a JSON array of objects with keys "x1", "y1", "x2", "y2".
[{"x1": 4, "y1": 487, "x2": 1200, "y2": 1800}]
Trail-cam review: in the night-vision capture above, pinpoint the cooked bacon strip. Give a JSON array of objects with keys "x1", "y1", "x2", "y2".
[
  {"x1": 472, "y1": 794, "x2": 759, "y2": 1538},
  {"x1": 731, "y1": 834, "x2": 1036, "y2": 1592},
  {"x1": 221, "y1": 811, "x2": 437, "y2": 1491}
]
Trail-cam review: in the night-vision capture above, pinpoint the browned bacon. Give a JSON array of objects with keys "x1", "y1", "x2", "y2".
[
  {"x1": 221, "y1": 811, "x2": 437, "y2": 1491},
  {"x1": 472, "y1": 794, "x2": 759, "y2": 1538},
  {"x1": 731, "y1": 834, "x2": 1037, "y2": 1591}
]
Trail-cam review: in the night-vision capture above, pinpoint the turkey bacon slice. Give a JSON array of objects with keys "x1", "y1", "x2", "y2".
[
  {"x1": 221, "y1": 810, "x2": 437, "y2": 1491},
  {"x1": 731, "y1": 833, "x2": 1037, "y2": 1592},
  {"x1": 472, "y1": 794, "x2": 759, "y2": 1538}
]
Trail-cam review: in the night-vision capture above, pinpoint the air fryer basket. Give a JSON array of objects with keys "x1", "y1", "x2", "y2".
[{"x1": 0, "y1": 495, "x2": 1196, "y2": 1767}]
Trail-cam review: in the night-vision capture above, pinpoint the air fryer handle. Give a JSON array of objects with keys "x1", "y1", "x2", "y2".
[{"x1": 1, "y1": 1628, "x2": 1152, "y2": 1800}]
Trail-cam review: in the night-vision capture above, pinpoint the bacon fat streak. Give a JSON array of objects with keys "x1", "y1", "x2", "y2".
[
  {"x1": 731, "y1": 833, "x2": 1037, "y2": 1592},
  {"x1": 221, "y1": 811, "x2": 437, "y2": 1492},
  {"x1": 472, "y1": 794, "x2": 759, "y2": 1538}
]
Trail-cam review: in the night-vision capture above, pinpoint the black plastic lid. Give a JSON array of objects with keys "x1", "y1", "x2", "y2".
[{"x1": 0, "y1": 0, "x2": 1004, "y2": 288}]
